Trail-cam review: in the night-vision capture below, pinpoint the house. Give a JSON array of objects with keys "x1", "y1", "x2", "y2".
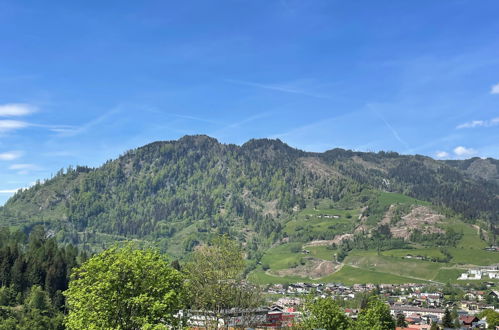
[
  {"x1": 264, "y1": 305, "x2": 298, "y2": 328},
  {"x1": 459, "y1": 315, "x2": 479, "y2": 328},
  {"x1": 186, "y1": 307, "x2": 269, "y2": 328},
  {"x1": 489, "y1": 290, "x2": 499, "y2": 299},
  {"x1": 390, "y1": 305, "x2": 446, "y2": 321},
  {"x1": 396, "y1": 325, "x2": 431, "y2": 330}
]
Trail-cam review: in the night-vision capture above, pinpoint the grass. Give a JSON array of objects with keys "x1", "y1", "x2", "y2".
[
  {"x1": 307, "y1": 245, "x2": 335, "y2": 261},
  {"x1": 280, "y1": 204, "x2": 358, "y2": 244},
  {"x1": 381, "y1": 248, "x2": 445, "y2": 259},
  {"x1": 249, "y1": 268, "x2": 312, "y2": 285},
  {"x1": 345, "y1": 250, "x2": 443, "y2": 280},
  {"x1": 376, "y1": 191, "x2": 429, "y2": 208},
  {"x1": 260, "y1": 243, "x2": 304, "y2": 270},
  {"x1": 433, "y1": 268, "x2": 467, "y2": 284},
  {"x1": 321, "y1": 265, "x2": 428, "y2": 285},
  {"x1": 284, "y1": 207, "x2": 356, "y2": 238},
  {"x1": 448, "y1": 248, "x2": 499, "y2": 266},
  {"x1": 447, "y1": 220, "x2": 488, "y2": 249},
  {"x1": 248, "y1": 265, "x2": 429, "y2": 285}
]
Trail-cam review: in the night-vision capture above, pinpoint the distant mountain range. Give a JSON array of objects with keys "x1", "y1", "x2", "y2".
[{"x1": 1, "y1": 135, "x2": 498, "y2": 283}]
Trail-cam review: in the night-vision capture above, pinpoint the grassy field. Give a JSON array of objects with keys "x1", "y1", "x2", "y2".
[
  {"x1": 448, "y1": 220, "x2": 488, "y2": 249},
  {"x1": 321, "y1": 265, "x2": 428, "y2": 285},
  {"x1": 344, "y1": 250, "x2": 444, "y2": 280},
  {"x1": 381, "y1": 248, "x2": 445, "y2": 259},
  {"x1": 283, "y1": 206, "x2": 356, "y2": 238},
  {"x1": 249, "y1": 267, "x2": 312, "y2": 284},
  {"x1": 248, "y1": 264, "x2": 429, "y2": 285},
  {"x1": 307, "y1": 245, "x2": 335, "y2": 260},
  {"x1": 260, "y1": 243, "x2": 304, "y2": 270},
  {"x1": 433, "y1": 268, "x2": 467, "y2": 283},
  {"x1": 448, "y1": 248, "x2": 499, "y2": 265},
  {"x1": 376, "y1": 191, "x2": 429, "y2": 208}
]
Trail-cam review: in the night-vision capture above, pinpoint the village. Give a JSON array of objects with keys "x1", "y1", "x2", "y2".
[{"x1": 212, "y1": 282, "x2": 499, "y2": 329}]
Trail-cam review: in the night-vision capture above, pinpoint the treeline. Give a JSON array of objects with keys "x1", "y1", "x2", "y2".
[
  {"x1": 0, "y1": 226, "x2": 85, "y2": 329},
  {"x1": 387, "y1": 159, "x2": 499, "y2": 223}
]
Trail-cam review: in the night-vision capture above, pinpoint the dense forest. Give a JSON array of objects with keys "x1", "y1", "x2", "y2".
[
  {"x1": 0, "y1": 135, "x2": 498, "y2": 256},
  {"x1": 0, "y1": 226, "x2": 86, "y2": 329}
]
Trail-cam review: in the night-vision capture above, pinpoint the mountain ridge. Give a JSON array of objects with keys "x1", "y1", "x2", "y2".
[{"x1": 0, "y1": 135, "x2": 498, "y2": 261}]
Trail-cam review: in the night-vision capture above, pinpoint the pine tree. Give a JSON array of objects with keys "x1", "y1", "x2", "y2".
[{"x1": 442, "y1": 308, "x2": 453, "y2": 328}]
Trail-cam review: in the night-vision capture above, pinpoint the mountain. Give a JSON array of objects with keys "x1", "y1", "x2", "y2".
[
  {"x1": 1, "y1": 135, "x2": 498, "y2": 283},
  {"x1": 445, "y1": 157, "x2": 499, "y2": 186}
]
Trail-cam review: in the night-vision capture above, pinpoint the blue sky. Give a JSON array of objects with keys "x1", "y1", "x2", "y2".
[{"x1": 1, "y1": 0, "x2": 499, "y2": 204}]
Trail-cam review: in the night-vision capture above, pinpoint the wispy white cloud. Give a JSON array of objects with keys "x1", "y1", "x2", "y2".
[
  {"x1": 435, "y1": 151, "x2": 449, "y2": 158},
  {"x1": 0, "y1": 120, "x2": 30, "y2": 132},
  {"x1": 209, "y1": 112, "x2": 273, "y2": 139},
  {"x1": 225, "y1": 112, "x2": 271, "y2": 129},
  {"x1": 41, "y1": 150, "x2": 76, "y2": 157},
  {"x1": 0, "y1": 103, "x2": 36, "y2": 116},
  {"x1": 9, "y1": 163, "x2": 41, "y2": 171},
  {"x1": 169, "y1": 113, "x2": 222, "y2": 125},
  {"x1": 371, "y1": 109, "x2": 410, "y2": 150},
  {"x1": 453, "y1": 146, "x2": 476, "y2": 157},
  {"x1": 0, "y1": 151, "x2": 23, "y2": 161},
  {"x1": 0, "y1": 189, "x2": 20, "y2": 194},
  {"x1": 456, "y1": 117, "x2": 499, "y2": 129},
  {"x1": 226, "y1": 79, "x2": 330, "y2": 99},
  {"x1": 0, "y1": 181, "x2": 39, "y2": 194},
  {"x1": 491, "y1": 83, "x2": 499, "y2": 94},
  {"x1": 54, "y1": 108, "x2": 120, "y2": 137}
]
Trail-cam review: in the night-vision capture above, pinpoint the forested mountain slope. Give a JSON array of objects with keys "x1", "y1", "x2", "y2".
[
  {"x1": 0, "y1": 135, "x2": 498, "y2": 259},
  {"x1": 445, "y1": 157, "x2": 499, "y2": 185}
]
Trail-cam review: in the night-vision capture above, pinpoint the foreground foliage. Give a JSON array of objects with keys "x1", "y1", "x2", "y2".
[
  {"x1": 302, "y1": 296, "x2": 394, "y2": 330},
  {"x1": 302, "y1": 297, "x2": 351, "y2": 330},
  {"x1": 479, "y1": 309, "x2": 499, "y2": 329},
  {"x1": 0, "y1": 226, "x2": 81, "y2": 329},
  {"x1": 64, "y1": 245, "x2": 185, "y2": 329},
  {"x1": 185, "y1": 236, "x2": 262, "y2": 327},
  {"x1": 353, "y1": 296, "x2": 396, "y2": 330}
]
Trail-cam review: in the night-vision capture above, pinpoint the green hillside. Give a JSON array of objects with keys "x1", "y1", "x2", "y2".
[
  {"x1": 0, "y1": 135, "x2": 498, "y2": 283},
  {"x1": 248, "y1": 198, "x2": 498, "y2": 285}
]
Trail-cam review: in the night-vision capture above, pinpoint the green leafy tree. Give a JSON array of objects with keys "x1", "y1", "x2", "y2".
[
  {"x1": 430, "y1": 320, "x2": 439, "y2": 330},
  {"x1": 302, "y1": 297, "x2": 350, "y2": 330},
  {"x1": 185, "y1": 235, "x2": 262, "y2": 328},
  {"x1": 396, "y1": 313, "x2": 407, "y2": 327},
  {"x1": 25, "y1": 285, "x2": 52, "y2": 313},
  {"x1": 355, "y1": 296, "x2": 395, "y2": 330},
  {"x1": 479, "y1": 309, "x2": 499, "y2": 329},
  {"x1": 64, "y1": 244, "x2": 186, "y2": 329}
]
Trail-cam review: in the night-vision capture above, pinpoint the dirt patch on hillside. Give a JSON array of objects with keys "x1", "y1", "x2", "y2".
[
  {"x1": 305, "y1": 233, "x2": 354, "y2": 247},
  {"x1": 272, "y1": 258, "x2": 339, "y2": 279},
  {"x1": 262, "y1": 199, "x2": 278, "y2": 217},
  {"x1": 352, "y1": 156, "x2": 387, "y2": 173},
  {"x1": 379, "y1": 204, "x2": 397, "y2": 226},
  {"x1": 472, "y1": 224, "x2": 489, "y2": 241},
  {"x1": 390, "y1": 206, "x2": 444, "y2": 239},
  {"x1": 299, "y1": 157, "x2": 342, "y2": 178}
]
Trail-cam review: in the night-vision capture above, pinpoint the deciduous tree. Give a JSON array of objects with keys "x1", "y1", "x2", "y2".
[
  {"x1": 185, "y1": 235, "x2": 262, "y2": 328},
  {"x1": 302, "y1": 297, "x2": 350, "y2": 330},
  {"x1": 354, "y1": 296, "x2": 395, "y2": 330},
  {"x1": 64, "y1": 244, "x2": 186, "y2": 329}
]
